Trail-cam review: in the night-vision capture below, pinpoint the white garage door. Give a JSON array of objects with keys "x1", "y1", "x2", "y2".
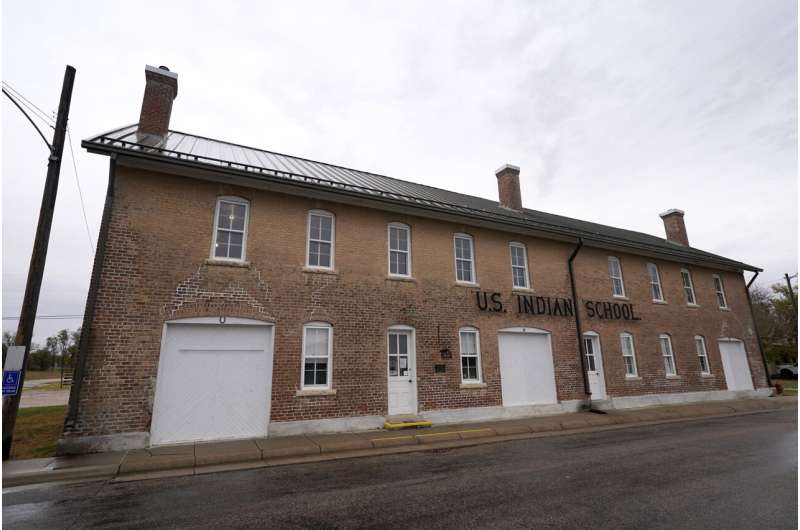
[
  {"x1": 150, "y1": 320, "x2": 273, "y2": 445},
  {"x1": 718, "y1": 339, "x2": 754, "y2": 391},
  {"x1": 498, "y1": 330, "x2": 558, "y2": 407}
]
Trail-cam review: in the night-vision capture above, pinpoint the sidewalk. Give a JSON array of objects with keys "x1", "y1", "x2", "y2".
[{"x1": 4, "y1": 396, "x2": 796, "y2": 488}]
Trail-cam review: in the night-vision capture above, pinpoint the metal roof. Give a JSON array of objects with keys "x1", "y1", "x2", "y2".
[{"x1": 83, "y1": 125, "x2": 759, "y2": 272}]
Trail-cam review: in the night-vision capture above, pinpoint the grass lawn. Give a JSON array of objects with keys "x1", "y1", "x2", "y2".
[
  {"x1": 24, "y1": 370, "x2": 62, "y2": 381},
  {"x1": 11, "y1": 405, "x2": 67, "y2": 459},
  {"x1": 774, "y1": 378, "x2": 798, "y2": 396}
]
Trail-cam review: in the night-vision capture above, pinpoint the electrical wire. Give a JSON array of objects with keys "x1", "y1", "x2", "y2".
[
  {"x1": 2, "y1": 315, "x2": 83, "y2": 321},
  {"x1": 1, "y1": 81, "x2": 55, "y2": 125},
  {"x1": 67, "y1": 129, "x2": 95, "y2": 255}
]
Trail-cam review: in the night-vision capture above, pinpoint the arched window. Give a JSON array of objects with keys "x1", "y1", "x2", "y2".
[
  {"x1": 695, "y1": 335, "x2": 710, "y2": 375},
  {"x1": 211, "y1": 196, "x2": 249, "y2": 261},
  {"x1": 659, "y1": 333, "x2": 677, "y2": 376},
  {"x1": 647, "y1": 263, "x2": 664, "y2": 302},
  {"x1": 302, "y1": 322, "x2": 332, "y2": 389},
  {"x1": 459, "y1": 327, "x2": 482, "y2": 383},
  {"x1": 608, "y1": 256, "x2": 625, "y2": 297},
  {"x1": 454, "y1": 233, "x2": 476, "y2": 284},
  {"x1": 509, "y1": 242, "x2": 530, "y2": 289},
  {"x1": 620, "y1": 332, "x2": 638, "y2": 377},
  {"x1": 388, "y1": 223, "x2": 411, "y2": 277},
  {"x1": 306, "y1": 210, "x2": 335, "y2": 270}
]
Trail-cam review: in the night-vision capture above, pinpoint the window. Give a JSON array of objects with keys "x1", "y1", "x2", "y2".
[
  {"x1": 388, "y1": 223, "x2": 411, "y2": 277},
  {"x1": 454, "y1": 234, "x2": 476, "y2": 284},
  {"x1": 302, "y1": 323, "x2": 332, "y2": 389},
  {"x1": 583, "y1": 335, "x2": 597, "y2": 372},
  {"x1": 459, "y1": 327, "x2": 482, "y2": 382},
  {"x1": 647, "y1": 263, "x2": 664, "y2": 302},
  {"x1": 660, "y1": 334, "x2": 677, "y2": 376},
  {"x1": 306, "y1": 210, "x2": 335, "y2": 269},
  {"x1": 681, "y1": 268, "x2": 696, "y2": 305},
  {"x1": 695, "y1": 335, "x2": 710, "y2": 374},
  {"x1": 608, "y1": 257, "x2": 625, "y2": 297},
  {"x1": 509, "y1": 242, "x2": 530, "y2": 289},
  {"x1": 712, "y1": 274, "x2": 728, "y2": 309},
  {"x1": 211, "y1": 196, "x2": 248, "y2": 261},
  {"x1": 620, "y1": 333, "x2": 638, "y2": 377},
  {"x1": 388, "y1": 329, "x2": 411, "y2": 377}
]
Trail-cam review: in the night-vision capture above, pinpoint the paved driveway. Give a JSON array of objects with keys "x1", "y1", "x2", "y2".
[
  {"x1": 20, "y1": 379, "x2": 70, "y2": 408},
  {"x1": 3, "y1": 408, "x2": 796, "y2": 529}
]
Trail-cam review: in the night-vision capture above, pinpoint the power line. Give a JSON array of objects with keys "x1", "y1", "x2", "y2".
[
  {"x1": 2, "y1": 88, "x2": 52, "y2": 150},
  {"x1": 2, "y1": 314, "x2": 83, "y2": 321},
  {"x1": 67, "y1": 129, "x2": 95, "y2": 255},
  {"x1": 1, "y1": 81, "x2": 55, "y2": 125}
]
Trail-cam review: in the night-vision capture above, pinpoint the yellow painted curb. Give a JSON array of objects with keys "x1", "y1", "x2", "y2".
[{"x1": 383, "y1": 421, "x2": 433, "y2": 429}]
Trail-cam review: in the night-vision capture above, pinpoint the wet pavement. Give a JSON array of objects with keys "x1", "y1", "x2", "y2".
[{"x1": 3, "y1": 408, "x2": 796, "y2": 529}]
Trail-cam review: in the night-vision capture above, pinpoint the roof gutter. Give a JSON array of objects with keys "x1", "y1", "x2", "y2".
[{"x1": 82, "y1": 139, "x2": 762, "y2": 274}]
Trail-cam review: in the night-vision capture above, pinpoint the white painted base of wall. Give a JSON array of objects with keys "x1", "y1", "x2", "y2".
[
  {"x1": 422, "y1": 400, "x2": 586, "y2": 424},
  {"x1": 57, "y1": 432, "x2": 149, "y2": 455},
  {"x1": 268, "y1": 415, "x2": 385, "y2": 437},
  {"x1": 593, "y1": 388, "x2": 771, "y2": 410}
]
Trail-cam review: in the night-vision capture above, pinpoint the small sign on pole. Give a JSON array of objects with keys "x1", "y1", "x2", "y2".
[
  {"x1": 2, "y1": 371, "x2": 21, "y2": 396},
  {"x1": 3, "y1": 345, "x2": 26, "y2": 397}
]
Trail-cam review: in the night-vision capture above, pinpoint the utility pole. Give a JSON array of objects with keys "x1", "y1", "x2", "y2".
[
  {"x1": 785, "y1": 274, "x2": 797, "y2": 315},
  {"x1": 2, "y1": 66, "x2": 75, "y2": 460}
]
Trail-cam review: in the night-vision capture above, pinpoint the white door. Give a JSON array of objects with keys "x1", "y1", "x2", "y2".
[
  {"x1": 150, "y1": 320, "x2": 273, "y2": 445},
  {"x1": 583, "y1": 334, "x2": 607, "y2": 400},
  {"x1": 387, "y1": 329, "x2": 417, "y2": 416},
  {"x1": 498, "y1": 330, "x2": 558, "y2": 407},
  {"x1": 718, "y1": 339, "x2": 754, "y2": 391}
]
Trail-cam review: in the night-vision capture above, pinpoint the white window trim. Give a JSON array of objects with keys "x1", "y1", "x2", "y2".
[
  {"x1": 387, "y1": 222, "x2": 412, "y2": 278},
  {"x1": 387, "y1": 324, "x2": 416, "y2": 380},
  {"x1": 712, "y1": 274, "x2": 728, "y2": 309},
  {"x1": 620, "y1": 332, "x2": 638, "y2": 377},
  {"x1": 209, "y1": 196, "x2": 250, "y2": 262},
  {"x1": 305, "y1": 209, "x2": 336, "y2": 271},
  {"x1": 458, "y1": 326, "x2": 482, "y2": 383},
  {"x1": 681, "y1": 268, "x2": 697, "y2": 306},
  {"x1": 608, "y1": 256, "x2": 626, "y2": 298},
  {"x1": 659, "y1": 334, "x2": 677, "y2": 376},
  {"x1": 301, "y1": 322, "x2": 333, "y2": 390},
  {"x1": 453, "y1": 233, "x2": 477, "y2": 285},
  {"x1": 647, "y1": 262, "x2": 665, "y2": 302},
  {"x1": 695, "y1": 335, "x2": 711, "y2": 375},
  {"x1": 509, "y1": 241, "x2": 530, "y2": 290}
]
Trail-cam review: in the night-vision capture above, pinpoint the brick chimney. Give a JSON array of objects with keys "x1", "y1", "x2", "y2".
[
  {"x1": 659, "y1": 209, "x2": 689, "y2": 246},
  {"x1": 137, "y1": 65, "x2": 178, "y2": 146},
  {"x1": 495, "y1": 164, "x2": 522, "y2": 210}
]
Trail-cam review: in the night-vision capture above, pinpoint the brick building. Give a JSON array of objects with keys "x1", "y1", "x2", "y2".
[{"x1": 60, "y1": 66, "x2": 769, "y2": 453}]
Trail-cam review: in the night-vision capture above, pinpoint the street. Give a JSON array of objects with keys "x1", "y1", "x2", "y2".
[{"x1": 3, "y1": 409, "x2": 797, "y2": 529}]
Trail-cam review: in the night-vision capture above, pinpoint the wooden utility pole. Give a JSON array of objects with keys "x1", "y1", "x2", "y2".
[{"x1": 2, "y1": 65, "x2": 75, "y2": 460}]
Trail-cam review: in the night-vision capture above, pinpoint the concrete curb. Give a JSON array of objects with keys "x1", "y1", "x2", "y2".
[{"x1": 4, "y1": 399, "x2": 796, "y2": 488}]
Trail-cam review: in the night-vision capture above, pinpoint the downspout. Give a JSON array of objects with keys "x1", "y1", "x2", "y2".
[
  {"x1": 745, "y1": 271, "x2": 773, "y2": 390},
  {"x1": 64, "y1": 157, "x2": 117, "y2": 431},
  {"x1": 568, "y1": 238, "x2": 592, "y2": 408}
]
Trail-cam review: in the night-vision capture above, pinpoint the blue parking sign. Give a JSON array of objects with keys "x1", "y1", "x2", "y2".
[{"x1": 3, "y1": 371, "x2": 21, "y2": 396}]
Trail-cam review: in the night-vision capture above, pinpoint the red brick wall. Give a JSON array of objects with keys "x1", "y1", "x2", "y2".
[{"x1": 63, "y1": 165, "x2": 766, "y2": 439}]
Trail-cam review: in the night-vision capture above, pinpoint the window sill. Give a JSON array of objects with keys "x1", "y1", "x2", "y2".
[
  {"x1": 652, "y1": 300, "x2": 667, "y2": 305},
  {"x1": 719, "y1": 307, "x2": 731, "y2": 312},
  {"x1": 701, "y1": 373, "x2": 714, "y2": 378},
  {"x1": 295, "y1": 388, "x2": 336, "y2": 397},
  {"x1": 612, "y1": 295, "x2": 629, "y2": 301},
  {"x1": 625, "y1": 375, "x2": 642, "y2": 381},
  {"x1": 512, "y1": 287, "x2": 534, "y2": 294},
  {"x1": 386, "y1": 275, "x2": 416, "y2": 283},
  {"x1": 460, "y1": 382, "x2": 487, "y2": 389},
  {"x1": 665, "y1": 375, "x2": 681, "y2": 379},
  {"x1": 454, "y1": 281, "x2": 480, "y2": 288},
  {"x1": 686, "y1": 303, "x2": 700, "y2": 308},
  {"x1": 206, "y1": 258, "x2": 250, "y2": 268},
  {"x1": 302, "y1": 267, "x2": 338, "y2": 276}
]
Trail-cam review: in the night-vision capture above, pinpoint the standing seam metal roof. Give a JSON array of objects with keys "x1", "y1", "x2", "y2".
[{"x1": 82, "y1": 125, "x2": 759, "y2": 272}]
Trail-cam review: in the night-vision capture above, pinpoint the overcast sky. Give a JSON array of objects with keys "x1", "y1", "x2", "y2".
[{"x1": 3, "y1": 0, "x2": 797, "y2": 344}]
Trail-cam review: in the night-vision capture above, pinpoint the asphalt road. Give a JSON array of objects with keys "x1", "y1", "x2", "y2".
[{"x1": 3, "y1": 409, "x2": 797, "y2": 529}]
